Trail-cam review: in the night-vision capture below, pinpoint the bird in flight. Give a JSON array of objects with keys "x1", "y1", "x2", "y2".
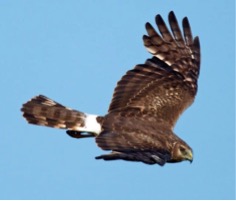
[{"x1": 21, "y1": 11, "x2": 200, "y2": 166}]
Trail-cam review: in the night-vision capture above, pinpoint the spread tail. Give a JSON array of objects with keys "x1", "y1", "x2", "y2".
[{"x1": 21, "y1": 95, "x2": 102, "y2": 135}]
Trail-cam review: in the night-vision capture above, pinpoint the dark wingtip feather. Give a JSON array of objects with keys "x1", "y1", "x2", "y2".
[
  {"x1": 168, "y1": 11, "x2": 175, "y2": 19},
  {"x1": 142, "y1": 35, "x2": 149, "y2": 40},
  {"x1": 145, "y1": 22, "x2": 151, "y2": 29},
  {"x1": 168, "y1": 10, "x2": 184, "y2": 44},
  {"x1": 155, "y1": 13, "x2": 164, "y2": 26},
  {"x1": 193, "y1": 36, "x2": 201, "y2": 65},
  {"x1": 182, "y1": 17, "x2": 193, "y2": 45},
  {"x1": 169, "y1": 10, "x2": 174, "y2": 15},
  {"x1": 155, "y1": 12, "x2": 173, "y2": 42},
  {"x1": 193, "y1": 36, "x2": 200, "y2": 48}
]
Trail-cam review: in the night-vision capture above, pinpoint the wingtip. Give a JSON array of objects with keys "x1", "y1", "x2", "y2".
[
  {"x1": 155, "y1": 13, "x2": 164, "y2": 25},
  {"x1": 142, "y1": 35, "x2": 149, "y2": 40},
  {"x1": 145, "y1": 22, "x2": 152, "y2": 31},
  {"x1": 183, "y1": 16, "x2": 189, "y2": 24},
  {"x1": 193, "y1": 36, "x2": 200, "y2": 48},
  {"x1": 182, "y1": 16, "x2": 191, "y2": 32},
  {"x1": 168, "y1": 10, "x2": 176, "y2": 19}
]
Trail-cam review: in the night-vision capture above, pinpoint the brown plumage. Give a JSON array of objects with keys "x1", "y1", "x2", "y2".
[
  {"x1": 22, "y1": 95, "x2": 86, "y2": 130},
  {"x1": 21, "y1": 11, "x2": 200, "y2": 165}
]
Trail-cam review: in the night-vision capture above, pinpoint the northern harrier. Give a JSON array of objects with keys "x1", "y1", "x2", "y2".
[{"x1": 21, "y1": 11, "x2": 200, "y2": 165}]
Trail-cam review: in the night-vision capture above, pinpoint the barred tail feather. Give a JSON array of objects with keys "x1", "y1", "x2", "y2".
[{"x1": 21, "y1": 95, "x2": 102, "y2": 134}]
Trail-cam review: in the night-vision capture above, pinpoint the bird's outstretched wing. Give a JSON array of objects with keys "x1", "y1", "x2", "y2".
[{"x1": 108, "y1": 11, "x2": 200, "y2": 128}]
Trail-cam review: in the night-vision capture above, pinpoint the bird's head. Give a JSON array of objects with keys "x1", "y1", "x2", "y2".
[{"x1": 170, "y1": 141, "x2": 193, "y2": 163}]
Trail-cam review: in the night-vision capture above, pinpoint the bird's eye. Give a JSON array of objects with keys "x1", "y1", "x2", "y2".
[{"x1": 179, "y1": 147, "x2": 186, "y2": 153}]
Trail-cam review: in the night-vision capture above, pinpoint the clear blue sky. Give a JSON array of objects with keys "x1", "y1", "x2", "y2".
[{"x1": 0, "y1": 0, "x2": 234, "y2": 199}]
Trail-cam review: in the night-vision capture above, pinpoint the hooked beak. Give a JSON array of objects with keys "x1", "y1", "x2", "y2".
[{"x1": 186, "y1": 150, "x2": 193, "y2": 163}]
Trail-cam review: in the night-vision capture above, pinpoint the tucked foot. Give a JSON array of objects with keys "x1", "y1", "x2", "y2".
[{"x1": 66, "y1": 130, "x2": 95, "y2": 139}]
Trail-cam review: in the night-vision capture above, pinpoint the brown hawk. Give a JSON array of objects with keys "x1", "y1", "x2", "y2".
[{"x1": 21, "y1": 11, "x2": 200, "y2": 166}]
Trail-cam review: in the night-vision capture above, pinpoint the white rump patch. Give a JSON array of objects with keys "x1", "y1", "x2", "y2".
[{"x1": 74, "y1": 114, "x2": 101, "y2": 135}]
